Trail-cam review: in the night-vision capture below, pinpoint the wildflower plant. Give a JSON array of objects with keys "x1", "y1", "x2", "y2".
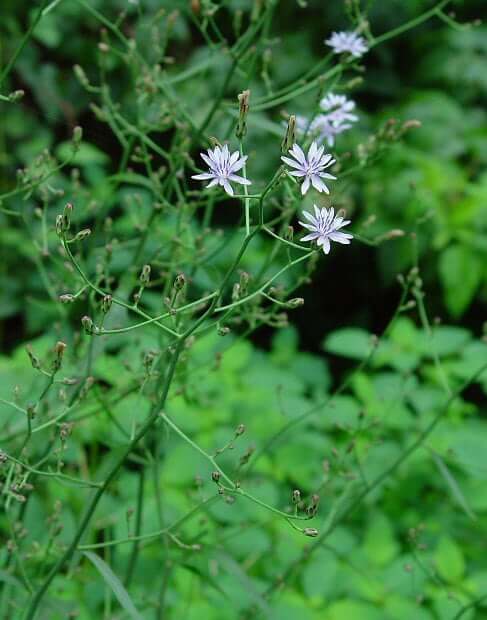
[{"x1": 0, "y1": 1, "x2": 485, "y2": 619}]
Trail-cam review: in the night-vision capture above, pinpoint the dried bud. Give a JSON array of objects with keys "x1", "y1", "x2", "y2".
[
  {"x1": 211, "y1": 471, "x2": 221, "y2": 483},
  {"x1": 281, "y1": 115, "x2": 296, "y2": 153},
  {"x1": 101, "y1": 294, "x2": 112, "y2": 314},
  {"x1": 140, "y1": 264, "x2": 151, "y2": 284},
  {"x1": 303, "y1": 528, "x2": 319, "y2": 538},
  {"x1": 81, "y1": 316, "x2": 94, "y2": 335},
  {"x1": 173, "y1": 273, "x2": 186, "y2": 291},
  {"x1": 292, "y1": 489, "x2": 301, "y2": 504},
  {"x1": 236, "y1": 89, "x2": 250, "y2": 139}
]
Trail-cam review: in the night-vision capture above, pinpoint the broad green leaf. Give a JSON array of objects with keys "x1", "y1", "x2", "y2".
[
  {"x1": 323, "y1": 328, "x2": 373, "y2": 360},
  {"x1": 438, "y1": 245, "x2": 482, "y2": 317},
  {"x1": 434, "y1": 537, "x2": 466, "y2": 583}
]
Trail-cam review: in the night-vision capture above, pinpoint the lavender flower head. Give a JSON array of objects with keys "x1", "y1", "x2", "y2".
[
  {"x1": 310, "y1": 115, "x2": 352, "y2": 148},
  {"x1": 320, "y1": 93, "x2": 358, "y2": 124},
  {"x1": 281, "y1": 141, "x2": 336, "y2": 195},
  {"x1": 299, "y1": 205, "x2": 353, "y2": 255},
  {"x1": 325, "y1": 31, "x2": 368, "y2": 58},
  {"x1": 192, "y1": 144, "x2": 251, "y2": 196}
]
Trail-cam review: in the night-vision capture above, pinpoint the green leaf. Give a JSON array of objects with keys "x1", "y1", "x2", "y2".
[
  {"x1": 83, "y1": 551, "x2": 143, "y2": 620},
  {"x1": 438, "y1": 245, "x2": 482, "y2": 317},
  {"x1": 363, "y1": 512, "x2": 399, "y2": 567},
  {"x1": 323, "y1": 328, "x2": 373, "y2": 360},
  {"x1": 434, "y1": 537, "x2": 466, "y2": 583}
]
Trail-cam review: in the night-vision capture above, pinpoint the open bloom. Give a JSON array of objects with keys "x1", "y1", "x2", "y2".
[
  {"x1": 310, "y1": 115, "x2": 352, "y2": 147},
  {"x1": 192, "y1": 144, "x2": 251, "y2": 196},
  {"x1": 325, "y1": 31, "x2": 368, "y2": 58},
  {"x1": 320, "y1": 93, "x2": 358, "y2": 124},
  {"x1": 281, "y1": 141, "x2": 336, "y2": 195},
  {"x1": 299, "y1": 205, "x2": 353, "y2": 254}
]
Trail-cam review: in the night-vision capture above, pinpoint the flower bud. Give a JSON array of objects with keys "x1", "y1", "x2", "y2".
[
  {"x1": 52, "y1": 341, "x2": 67, "y2": 372},
  {"x1": 101, "y1": 294, "x2": 112, "y2": 314},
  {"x1": 140, "y1": 264, "x2": 151, "y2": 284},
  {"x1": 236, "y1": 89, "x2": 250, "y2": 139},
  {"x1": 288, "y1": 298, "x2": 304, "y2": 308},
  {"x1": 235, "y1": 424, "x2": 245, "y2": 436},
  {"x1": 72, "y1": 126, "x2": 83, "y2": 146},
  {"x1": 26, "y1": 345, "x2": 41, "y2": 370},
  {"x1": 292, "y1": 489, "x2": 301, "y2": 504},
  {"x1": 8, "y1": 90, "x2": 24, "y2": 102},
  {"x1": 217, "y1": 326, "x2": 230, "y2": 336},
  {"x1": 74, "y1": 228, "x2": 91, "y2": 242},
  {"x1": 281, "y1": 115, "x2": 296, "y2": 153},
  {"x1": 239, "y1": 271, "x2": 249, "y2": 295},
  {"x1": 81, "y1": 316, "x2": 94, "y2": 334},
  {"x1": 211, "y1": 471, "x2": 221, "y2": 483},
  {"x1": 74, "y1": 64, "x2": 90, "y2": 88},
  {"x1": 303, "y1": 528, "x2": 319, "y2": 538},
  {"x1": 59, "y1": 294, "x2": 75, "y2": 303},
  {"x1": 173, "y1": 273, "x2": 186, "y2": 291}
]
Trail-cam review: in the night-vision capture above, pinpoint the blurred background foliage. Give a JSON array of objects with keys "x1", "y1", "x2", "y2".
[{"x1": 1, "y1": 0, "x2": 487, "y2": 619}]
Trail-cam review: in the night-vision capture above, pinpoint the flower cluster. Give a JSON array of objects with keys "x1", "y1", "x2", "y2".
[{"x1": 191, "y1": 28, "x2": 363, "y2": 255}]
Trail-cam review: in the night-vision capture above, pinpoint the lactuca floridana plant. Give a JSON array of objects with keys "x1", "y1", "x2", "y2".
[{"x1": 0, "y1": 3, "x2": 466, "y2": 619}]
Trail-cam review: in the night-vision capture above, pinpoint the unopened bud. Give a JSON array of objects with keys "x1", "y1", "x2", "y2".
[
  {"x1": 211, "y1": 471, "x2": 221, "y2": 483},
  {"x1": 239, "y1": 271, "x2": 249, "y2": 295},
  {"x1": 74, "y1": 228, "x2": 91, "y2": 242},
  {"x1": 236, "y1": 89, "x2": 250, "y2": 139},
  {"x1": 81, "y1": 316, "x2": 94, "y2": 334},
  {"x1": 281, "y1": 115, "x2": 296, "y2": 153},
  {"x1": 72, "y1": 126, "x2": 83, "y2": 145},
  {"x1": 101, "y1": 295, "x2": 112, "y2": 314},
  {"x1": 26, "y1": 345, "x2": 41, "y2": 370},
  {"x1": 8, "y1": 90, "x2": 24, "y2": 102},
  {"x1": 303, "y1": 528, "x2": 319, "y2": 538},
  {"x1": 218, "y1": 326, "x2": 230, "y2": 336},
  {"x1": 288, "y1": 297, "x2": 304, "y2": 308},
  {"x1": 292, "y1": 489, "x2": 301, "y2": 504},
  {"x1": 59, "y1": 294, "x2": 75, "y2": 303},
  {"x1": 285, "y1": 226, "x2": 294, "y2": 241},
  {"x1": 235, "y1": 424, "x2": 245, "y2": 436},
  {"x1": 140, "y1": 264, "x2": 151, "y2": 284},
  {"x1": 74, "y1": 64, "x2": 90, "y2": 88},
  {"x1": 52, "y1": 341, "x2": 67, "y2": 372},
  {"x1": 232, "y1": 283, "x2": 240, "y2": 301},
  {"x1": 174, "y1": 273, "x2": 186, "y2": 291}
]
